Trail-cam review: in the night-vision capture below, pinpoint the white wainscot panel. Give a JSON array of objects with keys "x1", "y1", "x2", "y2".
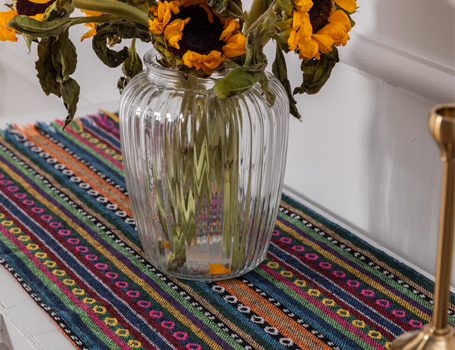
[{"x1": 284, "y1": 61, "x2": 449, "y2": 284}]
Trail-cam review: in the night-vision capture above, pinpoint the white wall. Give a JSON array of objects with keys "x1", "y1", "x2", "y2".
[{"x1": 0, "y1": 0, "x2": 454, "y2": 284}]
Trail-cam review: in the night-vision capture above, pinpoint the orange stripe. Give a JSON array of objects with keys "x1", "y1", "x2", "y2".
[
  {"x1": 219, "y1": 279, "x2": 330, "y2": 350},
  {"x1": 23, "y1": 126, "x2": 133, "y2": 217}
]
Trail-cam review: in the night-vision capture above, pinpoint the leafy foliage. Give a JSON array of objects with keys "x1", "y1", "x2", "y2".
[
  {"x1": 206, "y1": 0, "x2": 243, "y2": 19},
  {"x1": 272, "y1": 43, "x2": 300, "y2": 119},
  {"x1": 92, "y1": 20, "x2": 151, "y2": 68},
  {"x1": 35, "y1": 31, "x2": 80, "y2": 128},
  {"x1": 294, "y1": 46, "x2": 339, "y2": 95}
]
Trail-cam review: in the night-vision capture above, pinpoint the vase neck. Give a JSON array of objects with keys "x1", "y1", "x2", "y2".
[{"x1": 143, "y1": 49, "x2": 224, "y2": 91}]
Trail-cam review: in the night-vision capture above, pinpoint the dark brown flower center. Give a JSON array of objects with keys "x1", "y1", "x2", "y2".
[
  {"x1": 309, "y1": 0, "x2": 333, "y2": 33},
  {"x1": 170, "y1": 5, "x2": 224, "y2": 56},
  {"x1": 15, "y1": 0, "x2": 54, "y2": 16}
]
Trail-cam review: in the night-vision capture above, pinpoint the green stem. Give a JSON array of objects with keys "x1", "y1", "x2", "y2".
[
  {"x1": 244, "y1": 2, "x2": 277, "y2": 36},
  {"x1": 244, "y1": 0, "x2": 267, "y2": 32},
  {"x1": 73, "y1": 0, "x2": 150, "y2": 27},
  {"x1": 68, "y1": 15, "x2": 121, "y2": 26}
]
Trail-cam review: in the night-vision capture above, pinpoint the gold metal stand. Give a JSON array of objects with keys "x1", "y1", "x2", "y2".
[{"x1": 391, "y1": 104, "x2": 455, "y2": 350}]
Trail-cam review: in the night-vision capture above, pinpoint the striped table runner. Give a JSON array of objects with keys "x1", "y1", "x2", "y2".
[{"x1": 0, "y1": 112, "x2": 453, "y2": 350}]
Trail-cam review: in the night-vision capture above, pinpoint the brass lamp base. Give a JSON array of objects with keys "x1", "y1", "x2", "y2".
[{"x1": 391, "y1": 324, "x2": 455, "y2": 350}]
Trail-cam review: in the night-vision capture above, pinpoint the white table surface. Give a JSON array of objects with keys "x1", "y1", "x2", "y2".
[{"x1": 0, "y1": 107, "x2": 446, "y2": 349}]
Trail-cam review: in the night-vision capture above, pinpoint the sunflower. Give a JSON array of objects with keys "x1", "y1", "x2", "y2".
[
  {"x1": 0, "y1": 0, "x2": 53, "y2": 42},
  {"x1": 287, "y1": 0, "x2": 356, "y2": 60},
  {"x1": 149, "y1": 0, "x2": 246, "y2": 74}
]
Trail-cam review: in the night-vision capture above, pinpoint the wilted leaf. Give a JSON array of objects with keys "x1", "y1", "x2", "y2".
[
  {"x1": 294, "y1": 45, "x2": 339, "y2": 95},
  {"x1": 7, "y1": 14, "x2": 70, "y2": 38},
  {"x1": 272, "y1": 43, "x2": 300, "y2": 119},
  {"x1": 118, "y1": 40, "x2": 143, "y2": 93},
  {"x1": 62, "y1": 78, "x2": 80, "y2": 129},
  {"x1": 35, "y1": 37, "x2": 61, "y2": 97},
  {"x1": 258, "y1": 71, "x2": 275, "y2": 106},
  {"x1": 43, "y1": 0, "x2": 74, "y2": 22},
  {"x1": 206, "y1": 0, "x2": 243, "y2": 19},
  {"x1": 214, "y1": 68, "x2": 259, "y2": 99},
  {"x1": 92, "y1": 21, "x2": 151, "y2": 68},
  {"x1": 52, "y1": 30, "x2": 77, "y2": 82}
]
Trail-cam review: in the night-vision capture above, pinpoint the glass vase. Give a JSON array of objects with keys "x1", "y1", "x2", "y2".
[{"x1": 119, "y1": 49, "x2": 289, "y2": 281}]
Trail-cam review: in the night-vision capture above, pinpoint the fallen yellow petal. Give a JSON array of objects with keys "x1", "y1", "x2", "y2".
[{"x1": 209, "y1": 263, "x2": 231, "y2": 275}]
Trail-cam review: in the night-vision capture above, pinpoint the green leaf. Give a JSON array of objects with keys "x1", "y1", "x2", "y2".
[
  {"x1": 244, "y1": 21, "x2": 269, "y2": 68},
  {"x1": 22, "y1": 35, "x2": 34, "y2": 53},
  {"x1": 62, "y1": 78, "x2": 80, "y2": 129},
  {"x1": 92, "y1": 20, "x2": 151, "y2": 68},
  {"x1": 294, "y1": 46, "x2": 339, "y2": 95},
  {"x1": 274, "y1": 0, "x2": 293, "y2": 19},
  {"x1": 214, "y1": 68, "x2": 260, "y2": 99},
  {"x1": 74, "y1": 0, "x2": 150, "y2": 27},
  {"x1": 43, "y1": 0, "x2": 74, "y2": 22},
  {"x1": 35, "y1": 37, "x2": 62, "y2": 97},
  {"x1": 52, "y1": 30, "x2": 78, "y2": 82},
  {"x1": 118, "y1": 39, "x2": 143, "y2": 93},
  {"x1": 35, "y1": 33, "x2": 80, "y2": 129},
  {"x1": 206, "y1": 0, "x2": 243, "y2": 19},
  {"x1": 272, "y1": 43, "x2": 300, "y2": 119},
  {"x1": 258, "y1": 71, "x2": 275, "y2": 106},
  {"x1": 7, "y1": 14, "x2": 70, "y2": 38}
]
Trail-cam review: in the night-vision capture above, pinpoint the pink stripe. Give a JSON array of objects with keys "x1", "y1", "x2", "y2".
[
  {"x1": 261, "y1": 265, "x2": 385, "y2": 350},
  {"x1": 55, "y1": 120, "x2": 123, "y2": 170},
  {"x1": 0, "y1": 225, "x2": 131, "y2": 350}
]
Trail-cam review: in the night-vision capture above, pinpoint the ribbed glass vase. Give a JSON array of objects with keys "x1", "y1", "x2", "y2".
[{"x1": 119, "y1": 49, "x2": 289, "y2": 281}]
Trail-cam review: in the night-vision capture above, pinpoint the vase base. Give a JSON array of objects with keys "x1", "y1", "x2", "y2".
[{"x1": 152, "y1": 262, "x2": 260, "y2": 282}]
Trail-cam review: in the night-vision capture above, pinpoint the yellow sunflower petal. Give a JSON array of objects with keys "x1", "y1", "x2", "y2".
[
  {"x1": 222, "y1": 33, "x2": 246, "y2": 57},
  {"x1": 292, "y1": 10, "x2": 306, "y2": 30},
  {"x1": 296, "y1": 11, "x2": 313, "y2": 43},
  {"x1": 293, "y1": 0, "x2": 313, "y2": 13},
  {"x1": 333, "y1": 0, "x2": 357, "y2": 13},
  {"x1": 0, "y1": 10, "x2": 18, "y2": 42},
  {"x1": 164, "y1": 17, "x2": 190, "y2": 49},
  {"x1": 81, "y1": 9, "x2": 104, "y2": 17},
  {"x1": 182, "y1": 50, "x2": 203, "y2": 70},
  {"x1": 169, "y1": 1, "x2": 180, "y2": 15},
  {"x1": 312, "y1": 33, "x2": 333, "y2": 53},
  {"x1": 219, "y1": 18, "x2": 240, "y2": 42},
  {"x1": 161, "y1": 1, "x2": 172, "y2": 25},
  {"x1": 149, "y1": 1, "x2": 180, "y2": 34},
  {"x1": 81, "y1": 22, "x2": 96, "y2": 42},
  {"x1": 28, "y1": 0, "x2": 51, "y2": 3},
  {"x1": 203, "y1": 50, "x2": 224, "y2": 69},
  {"x1": 182, "y1": 50, "x2": 224, "y2": 75},
  {"x1": 318, "y1": 22, "x2": 349, "y2": 46},
  {"x1": 298, "y1": 37, "x2": 319, "y2": 60},
  {"x1": 149, "y1": 18, "x2": 163, "y2": 34},
  {"x1": 287, "y1": 28, "x2": 298, "y2": 51},
  {"x1": 328, "y1": 9, "x2": 351, "y2": 31}
]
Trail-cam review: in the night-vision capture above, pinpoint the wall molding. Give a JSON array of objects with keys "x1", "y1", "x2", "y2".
[{"x1": 342, "y1": 33, "x2": 454, "y2": 103}]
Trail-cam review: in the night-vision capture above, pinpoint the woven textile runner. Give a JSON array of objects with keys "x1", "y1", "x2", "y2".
[{"x1": 0, "y1": 113, "x2": 454, "y2": 350}]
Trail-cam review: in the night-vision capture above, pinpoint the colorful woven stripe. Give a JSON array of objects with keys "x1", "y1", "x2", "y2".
[{"x1": 0, "y1": 112, "x2": 454, "y2": 350}]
